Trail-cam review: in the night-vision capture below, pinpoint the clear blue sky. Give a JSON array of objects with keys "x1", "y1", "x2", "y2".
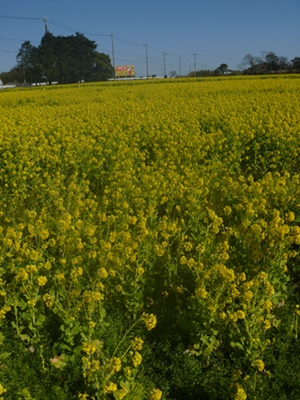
[{"x1": 0, "y1": 0, "x2": 299, "y2": 76}]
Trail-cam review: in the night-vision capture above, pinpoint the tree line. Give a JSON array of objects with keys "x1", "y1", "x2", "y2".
[
  {"x1": 239, "y1": 52, "x2": 300, "y2": 74},
  {"x1": 1, "y1": 40, "x2": 300, "y2": 85},
  {"x1": 0, "y1": 32, "x2": 114, "y2": 85},
  {"x1": 187, "y1": 52, "x2": 300, "y2": 78}
]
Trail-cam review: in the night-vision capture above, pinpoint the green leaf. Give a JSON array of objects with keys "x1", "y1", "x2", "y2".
[
  {"x1": 0, "y1": 352, "x2": 11, "y2": 359},
  {"x1": 230, "y1": 341, "x2": 244, "y2": 350},
  {"x1": 20, "y1": 334, "x2": 31, "y2": 342},
  {"x1": 70, "y1": 323, "x2": 81, "y2": 336},
  {"x1": 36, "y1": 314, "x2": 45, "y2": 326}
]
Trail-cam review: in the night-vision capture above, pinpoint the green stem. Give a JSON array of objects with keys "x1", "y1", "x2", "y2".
[
  {"x1": 13, "y1": 302, "x2": 21, "y2": 337},
  {"x1": 111, "y1": 317, "x2": 142, "y2": 358}
]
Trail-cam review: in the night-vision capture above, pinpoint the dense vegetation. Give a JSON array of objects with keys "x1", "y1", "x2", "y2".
[
  {"x1": 0, "y1": 76, "x2": 300, "y2": 399},
  {"x1": 0, "y1": 32, "x2": 114, "y2": 85}
]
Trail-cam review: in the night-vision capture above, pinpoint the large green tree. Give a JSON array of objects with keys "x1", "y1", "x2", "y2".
[
  {"x1": 15, "y1": 32, "x2": 113, "y2": 84},
  {"x1": 91, "y1": 51, "x2": 114, "y2": 81},
  {"x1": 38, "y1": 32, "x2": 58, "y2": 83}
]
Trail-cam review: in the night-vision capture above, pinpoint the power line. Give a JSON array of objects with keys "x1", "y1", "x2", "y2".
[
  {"x1": 0, "y1": 37, "x2": 26, "y2": 42},
  {"x1": 148, "y1": 45, "x2": 163, "y2": 54},
  {"x1": 0, "y1": 14, "x2": 49, "y2": 34},
  {"x1": 0, "y1": 36, "x2": 40, "y2": 44},
  {"x1": 0, "y1": 14, "x2": 41, "y2": 21},
  {"x1": 47, "y1": 19, "x2": 75, "y2": 32},
  {"x1": 47, "y1": 18, "x2": 111, "y2": 38},
  {"x1": 114, "y1": 35, "x2": 144, "y2": 47}
]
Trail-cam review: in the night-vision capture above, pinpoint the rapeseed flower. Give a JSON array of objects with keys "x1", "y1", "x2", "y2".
[
  {"x1": 37, "y1": 276, "x2": 48, "y2": 286},
  {"x1": 132, "y1": 337, "x2": 144, "y2": 351},
  {"x1": 253, "y1": 359, "x2": 265, "y2": 372},
  {"x1": 111, "y1": 357, "x2": 122, "y2": 372},
  {"x1": 149, "y1": 388, "x2": 163, "y2": 400},
  {"x1": 132, "y1": 351, "x2": 142, "y2": 367},
  {"x1": 235, "y1": 384, "x2": 247, "y2": 400},
  {"x1": 104, "y1": 382, "x2": 117, "y2": 394},
  {"x1": 144, "y1": 313, "x2": 157, "y2": 330}
]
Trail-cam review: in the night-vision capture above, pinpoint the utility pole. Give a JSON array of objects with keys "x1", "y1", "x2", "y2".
[
  {"x1": 163, "y1": 52, "x2": 167, "y2": 77},
  {"x1": 193, "y1": 53, "x2": 197, "y2": 77},
  {"x1": 111, "y1": 33, "x2": 115, "y2": 79},
  {"x1": 43, "y1": 17, "x2": 49, "y2": 34},
  {"x1": 145, "y1": 44, "x2": 149, "y2": 78},
  {"x1": 178, "y1": 55, "x2": 182, "y2": 76}
]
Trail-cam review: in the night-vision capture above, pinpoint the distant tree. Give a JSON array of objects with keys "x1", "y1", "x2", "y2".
[
  {"x1": 16, "y1": 41, "x2": 40, "y2": 84},
  {"x1": 240, "y1": 52, "x2": 289, "y2": 75},
  {"x1": 263, "y1": 52, "x2": 281, "y2": 72},
  {"x1": 187, "y1": 69, "x2": 214, "y2": 77},
  {"x1": 278, "y1": 56, "x2": 289, "y2": 70},
  {"x1": 0, "y1": 67, "x2": 23, "y2": 84},
  {"x1": 169, "y1": 70, "x2": 177, "y2": 78},
  {"x1": 238, "y1": 54, "x2": 262, "y2": 71},
  {"x1": 290, "y1": 57, "x2": 300, "y2": 72},
  {"x1": 214, "y1": 63, "x2": 228, "y2": 75}
]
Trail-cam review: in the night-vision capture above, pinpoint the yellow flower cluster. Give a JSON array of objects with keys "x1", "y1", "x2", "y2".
[
  {"x1": 0, "y1": 383, "x2": 7, "y2": 398},
  {"x1": 104, "y1": 381, "x2": 117, "y2": 394},
  {"x1": 143, "y1": 313, "x2": 157, "y2": 330},
  {"x1": 111, "y1": 357, "x2": 122, "y2": 372},
  {"x1": 149, "y1": 388, "x2": 163, "y2": 400},
  {"x1": 131, "y1": 337, "x2": 144, "y2": 351},
  {"x1": 82, "y1": 342, "x2": 98, "y2": 355},
  {"x1": 37, "y1": 276, "x2": 48, "y2": 287},
  {"x1": 0, "y1": 306, "x2": 11, "y2": 320},
  {"x1": 235, "y1": 384, "x2": 247, "y2": 400},
  {"x1": 253, "y1": 358, "x2": 265, "y2": 372},
  {"x1": 132, "y1": 351, "x2": 143, "y2": 367}
]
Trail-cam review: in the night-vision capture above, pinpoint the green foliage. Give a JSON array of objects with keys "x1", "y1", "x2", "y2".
[{"x1": 15, "y1": 32, "x2": 114, "y2": 84}]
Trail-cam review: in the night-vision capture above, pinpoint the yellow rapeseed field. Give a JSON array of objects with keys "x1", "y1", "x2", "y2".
[{"x1": 0, "y1": 76, "x2": 300, "y2": 399}]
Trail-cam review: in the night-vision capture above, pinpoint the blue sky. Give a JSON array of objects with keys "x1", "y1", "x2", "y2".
[{"x1": 0, "y1": 0, "x2": 299, "y2": 76}]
